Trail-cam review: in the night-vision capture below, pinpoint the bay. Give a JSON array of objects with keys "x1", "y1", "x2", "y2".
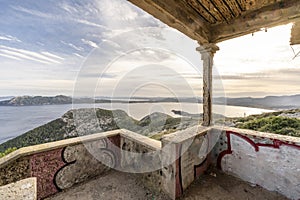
[{"x1": 0, "y1": 103, "x2": 273, "y2": 144}]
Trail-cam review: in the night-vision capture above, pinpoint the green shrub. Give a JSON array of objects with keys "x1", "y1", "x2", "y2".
[
  {"x1": 0, "y1": 147, "x2": 17, "y2": 158},
  {"x1": 236, "y1": 116, "x2": 300, "y2": 137}
]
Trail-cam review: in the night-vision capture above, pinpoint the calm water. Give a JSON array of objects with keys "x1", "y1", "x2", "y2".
[{"x1": 0, "y1": 103, "x2": 273, "y2": 144}]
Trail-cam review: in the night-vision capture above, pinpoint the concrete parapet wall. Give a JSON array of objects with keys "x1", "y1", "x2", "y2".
[
  {"x1": 0, "y1": 129, "x2": 163, "y2": 199},
  {"x1": 161, "y1": 126, "x2": 211, "y2": 199},
  {"x1": 120, "y1": 130, "x2": 163, "y2": 193},
  {"x1": 213, "y1": 126, "x2": 300, "y2": 200},
  {"x1": 0, "y1": 130, "x2": 121, "y2": 199},
  {"x1": 160, "y1": 125, "x2": 300, "y2": 200},
  {"x1": 1, "y1": 126, "x2": 299, "y2": 199},
  {"x1": 0, "y1": 177, "x2": 37, "y2": 200}
]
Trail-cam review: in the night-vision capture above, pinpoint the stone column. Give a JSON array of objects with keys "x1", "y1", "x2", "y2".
[{"x1": 196, "y1": 43, "x2": 219, "y2": 126}]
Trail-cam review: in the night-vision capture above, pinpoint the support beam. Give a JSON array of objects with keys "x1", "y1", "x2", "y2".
[
  {"x1": 211, "y1": 0, "x2": 300, "y2": 43},
  {"x1": 197, "y1": 44, "x2": 219, "y2": 126},
  {"x1": 127, "y1": 0, "x2": 210, "y2": 45}
]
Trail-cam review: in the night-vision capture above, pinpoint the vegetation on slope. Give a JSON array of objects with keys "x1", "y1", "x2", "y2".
[
  {"x1": 0, "y1": 119, "x2": 69, "y2": 153},
  {"x1": 236, "y1": 116, "x2": 300, "y2": 137},
  {"x1": 0, "y1": 147, "x2": 17, "y2": 158},
  {"x1": 231, "y1": 109, "x2": 300, "y2": 137}
]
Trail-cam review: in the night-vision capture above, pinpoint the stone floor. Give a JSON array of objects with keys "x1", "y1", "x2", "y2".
[{"x1": 47, "y1": 169, "x2": 288, "y2": 200}]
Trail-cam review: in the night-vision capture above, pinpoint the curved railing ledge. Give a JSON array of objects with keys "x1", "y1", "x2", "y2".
[
  {"x1": 120, "y1": 129, "x2": 161, "y2": 150},
  {"x1": 0, "y1": 130, "x2": 122, "y2": 168},
  {"x1": 162, "y1": 125, "x2": 210, "y2": 144},
  {"x1": 213, "y1": 125, "x2": 300, "y2": 145}
]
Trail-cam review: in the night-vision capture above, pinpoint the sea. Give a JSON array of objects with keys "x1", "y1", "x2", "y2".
[{"x1": 0, "y1": 103, "x2": 273, "y2": 144}]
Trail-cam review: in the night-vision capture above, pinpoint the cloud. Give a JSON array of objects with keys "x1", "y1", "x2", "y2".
[
  {"x1": 80, "y1": 72, "x2": 117, "y2": 79},
  {"x1": 59, "y1": 2, "x2": 79, "y2": 14},
  {"x1": 96, "y1": 0, "x2": 138, "y2": 22},
  {"x1": 12, "y1": 3, "x2": 109, "y2": 31},
  {"x1": 0, "y1": 35, "x2": 21, "y2": 42},
  {"x1": 73, "y1": 53, "x2": 84, "y2": 58},
  {"x1": 74, "y1": 19, "x2": 108, "y2": 30},
  {"x1": 215, "y1": 24, "x2": 298, "y2": 74},
  {"x1": 61, "y1": 41, "x2": 84, "y2": 51},
  {"x1": 41, "y1": 52, "x2": 64, "y2": 60},
  {"x1": 81, "y1": 39, "x2": 99, "y2": 48},
  {"x1": 11, "y1": 5, "x2": 54, "y2": 19},
  {"x1": 0, "y1": 45, "x2": 64, "y2": 64},
  {"x1": 0, "y1": 52, "x2": 22, "y2": 61},
  {"x1": 213, "y1": 73, "x2": 272, "y2": 80}
]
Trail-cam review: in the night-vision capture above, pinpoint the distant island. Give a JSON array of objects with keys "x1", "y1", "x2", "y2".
[
  {"x1": 1, "y1": 94, "x2": 300, "y2": 110},
  {"x1": 0, "y1": 95, "x2": 72, "y2": 106},
  {"x1": 216, "y1": 94, "x2": 300, "y2": 110},
  {"x1": 0, "y1": 95, "x2": 183, "y2": 106}
]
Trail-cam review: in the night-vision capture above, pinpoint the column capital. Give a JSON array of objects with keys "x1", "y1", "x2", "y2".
[{"x1": 196, "y1": 43, "x2": 219, "y2": 56}]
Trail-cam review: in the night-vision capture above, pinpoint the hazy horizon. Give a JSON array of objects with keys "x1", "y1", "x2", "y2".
[{"x1": 1, "y1": 93, "x2": 300, "y2": 99}]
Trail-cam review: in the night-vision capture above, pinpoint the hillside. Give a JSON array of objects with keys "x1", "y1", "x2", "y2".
[
  {"x1": 228, "y1": 109, "x2": 300, "y2": 137},
  {"x1": 0, "y1": 108, "x2": 198, "y2": 152}
]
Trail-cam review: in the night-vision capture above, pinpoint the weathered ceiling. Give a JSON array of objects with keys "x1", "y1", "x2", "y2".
[{"x1": 128, "y1": 0, "x2": 300, "y2": 45}]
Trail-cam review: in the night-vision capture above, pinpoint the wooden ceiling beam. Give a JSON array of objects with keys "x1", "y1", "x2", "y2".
[
  {"x1": 186, "y1": 0, "x2": 217, "y2": 24},
  {"x1": 127, "y1": 0, "x2": 211, "y2": 44},
  {"x1": 210, "y1": 0, "x2": 300, "y2": 43},
  {"x1": 225, "y1": 0, "x2": 242, "y2": 17}
]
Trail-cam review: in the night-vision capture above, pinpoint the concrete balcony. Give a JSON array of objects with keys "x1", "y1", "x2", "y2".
[
  {"x1": 45, "y1": 168, "x2": 288, "y2": 200},
  {"x1": 0, "y1": 126, "x2": 299, "y2": 200}
]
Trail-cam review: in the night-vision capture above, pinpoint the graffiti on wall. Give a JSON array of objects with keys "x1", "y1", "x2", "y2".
[
  {"x1": 175, "y1": 134, "x2": 211, "y2": 198},
  {"x1": 218, "y1": 131, "x2": 300, "y2": 200},
  {"x1": 29, "y1": 135, "x2": 120, "y2": 199}
]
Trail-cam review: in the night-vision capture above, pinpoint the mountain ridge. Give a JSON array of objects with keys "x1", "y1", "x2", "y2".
[{"x1": 1, "y1": 94, "x2": 300, "y2": 110}]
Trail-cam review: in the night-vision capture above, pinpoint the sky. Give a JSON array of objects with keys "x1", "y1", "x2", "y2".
[{"x1": 0, "y1": 0, "x2": 300, "y2": 98}]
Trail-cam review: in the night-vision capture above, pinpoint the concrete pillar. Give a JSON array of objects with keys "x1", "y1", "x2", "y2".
[{"x1": 196, "y1": 43, "x2": 219, "y2": 126}]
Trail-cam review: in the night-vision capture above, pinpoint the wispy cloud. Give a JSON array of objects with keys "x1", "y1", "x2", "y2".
[
  {"x1": 11, "y1": 5, "x2": 54, "y2": 19},
  {"x1": 41, "y1": 52, "x2": 64, "y2": 60},
  {"x1": 81, "y1": 39, "x2": 99, "y2": 48},
  {"x1": 0, "y1": 35, "x2": 21, "y2": 42},
  {"x1": 12, "y1": 5, "x2": 109, "y2": 31},
  {"x1": 61, "y1": 41, "x2": 84, "y2": 51},
  {"x1": 59, "y1": 2, "x2": 79, "y2": 14},
  {"x1": 74, "y1": 19, "x2": 108, "y2": 30},
  {"x1": 0, "y1": 45, "x2": 63, "y2": 64},
  {"x1": 0, "y1": 52, "x2": 22, "y2": 61},
  {"x1": 73, "y1": 53, "x2": 84, "y2": 58}
]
